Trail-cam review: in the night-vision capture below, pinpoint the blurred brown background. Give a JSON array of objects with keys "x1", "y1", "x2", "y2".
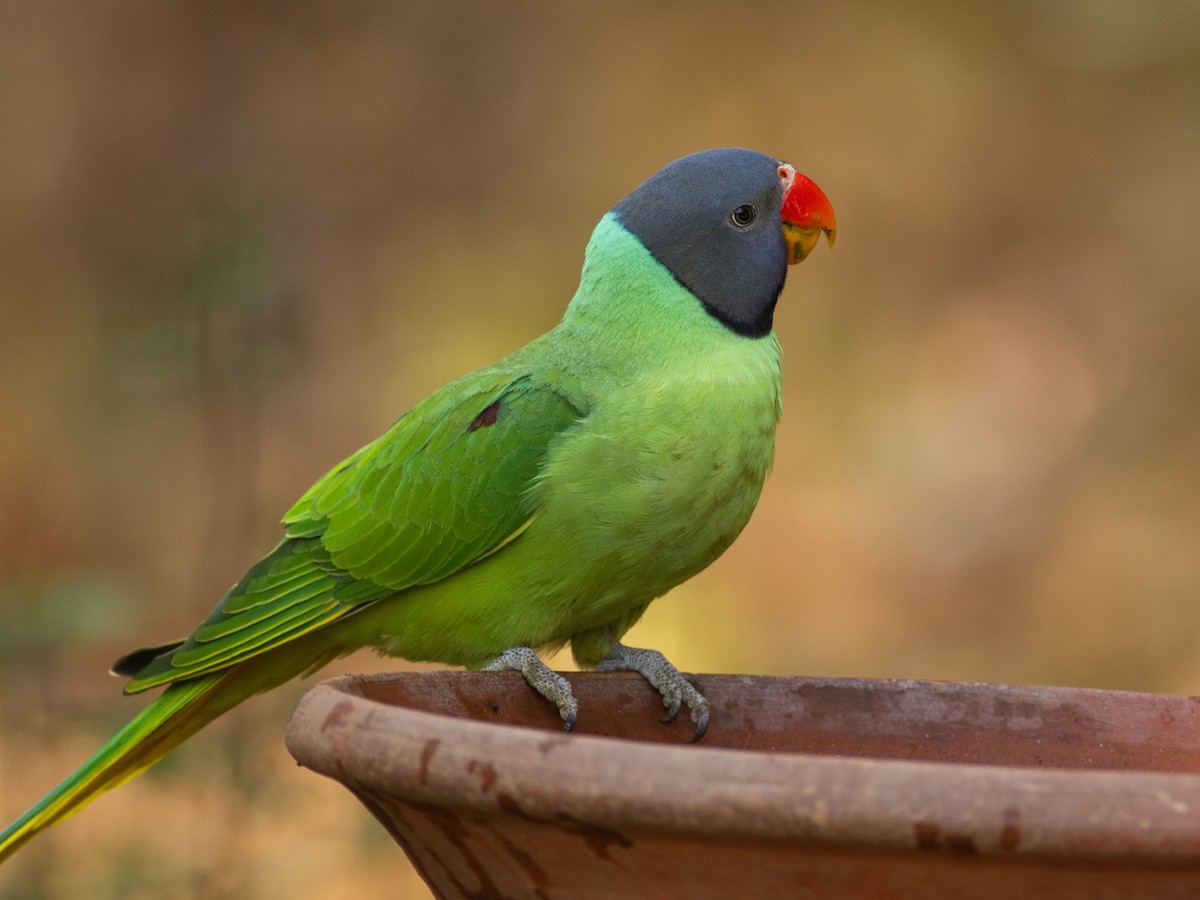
[{"x1": 2, "y1": 2, "x2": 1198, "y2": 897}]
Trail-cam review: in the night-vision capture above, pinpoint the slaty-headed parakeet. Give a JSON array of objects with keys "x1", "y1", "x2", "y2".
[{"x1": 0, "y1": 148, "x2": 835, "y2": 862}]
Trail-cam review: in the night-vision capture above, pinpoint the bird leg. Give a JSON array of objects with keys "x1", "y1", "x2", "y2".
[
  {"x1": 595, "y1": 642, "x2": 709, "y2": 742},
  {"x1": 483, "y1": 646, "x2": 578, "y2": 732}
]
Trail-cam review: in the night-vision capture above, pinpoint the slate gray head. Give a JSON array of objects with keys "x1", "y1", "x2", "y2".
[{"x1": 613, "y1": 148, "x2": 835, "y2": 338}]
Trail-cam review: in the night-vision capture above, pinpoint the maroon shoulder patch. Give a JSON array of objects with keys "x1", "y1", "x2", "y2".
[{"x1": 468, "y1": 400, "x2": 501, "y2": 432}]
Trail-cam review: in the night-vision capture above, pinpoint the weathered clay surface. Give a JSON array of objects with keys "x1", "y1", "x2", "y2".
[{"x1": 287, "y1": 672, "x2": 1200, "y2": 899}]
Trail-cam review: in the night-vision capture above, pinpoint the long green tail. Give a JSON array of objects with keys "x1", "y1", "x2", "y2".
[
  {"x1": 0, "y1": 674, "x2": 241, "y2": 863},
  {"x1": 0, "y1": 538, "x2": 365, "y2": 864}
]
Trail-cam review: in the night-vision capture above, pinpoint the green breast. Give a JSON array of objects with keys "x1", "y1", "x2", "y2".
[{"x1": 532, "y1": 328, "x2": 782, "y2": 633}]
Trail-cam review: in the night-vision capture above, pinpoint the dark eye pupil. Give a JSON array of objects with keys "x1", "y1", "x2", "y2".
[{"x1": 732, "y1": 204, "x2": 756, "y2": 227}]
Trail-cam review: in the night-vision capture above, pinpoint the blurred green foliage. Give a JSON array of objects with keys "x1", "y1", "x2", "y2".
[{"x1": 2, "y1": 2, "x2": 1199, "y2": 897}]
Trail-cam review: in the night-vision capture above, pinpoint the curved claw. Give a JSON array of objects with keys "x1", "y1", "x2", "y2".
[
  {"x1": 562, "y1": 709, "x2": 577, "y2": 733},
  {"x1": 661, "y1": 696, "x2": 683, "y2": 724},
  {"x1": 690, "y1": 708, "x2": 709, "y2": 743}
]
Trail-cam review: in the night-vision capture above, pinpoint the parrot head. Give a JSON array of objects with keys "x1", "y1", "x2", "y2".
[{"x1": 613, "y1": 148, "x2": 835, "y2": 337}]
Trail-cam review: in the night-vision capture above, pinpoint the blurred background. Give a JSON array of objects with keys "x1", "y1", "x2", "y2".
[{"x1": 2, "y1": 2, "x2": 1198, "y2": 897}]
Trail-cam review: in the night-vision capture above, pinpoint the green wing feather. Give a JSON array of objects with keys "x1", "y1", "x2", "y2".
[
  {"x1": 124, "y1": 366, "x2": 583, "y2": 692},
  {"x1": 284, "y1": 370, "x2": 582, "y2": 588}
]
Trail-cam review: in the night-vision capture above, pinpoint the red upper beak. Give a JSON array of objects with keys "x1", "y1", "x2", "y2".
[{"x1": 778, "y1": 165, "x2": 837, "y2": 265}]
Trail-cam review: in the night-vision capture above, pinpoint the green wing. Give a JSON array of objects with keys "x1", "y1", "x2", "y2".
[
  {"x1": 123, "y1": 367, "x2": 583, "y2": 692},
  {"x1": 284, "y1": 370, "x2": 582, "y2": 588}
]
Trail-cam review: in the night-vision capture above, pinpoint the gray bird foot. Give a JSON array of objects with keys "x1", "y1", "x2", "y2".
[
  {"x1": 595, "y1": 643, "x2": 709, "y2": 742},
  {"x1": 483, "y1": 646, "x2": 578, "y2": 732}
]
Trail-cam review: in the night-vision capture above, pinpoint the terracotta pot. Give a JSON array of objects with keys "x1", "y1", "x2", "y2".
[{"x1": 286, "y1": 672, "x2": 1200, "y2": 898}]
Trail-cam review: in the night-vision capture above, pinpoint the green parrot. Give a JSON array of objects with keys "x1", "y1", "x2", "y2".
[{"x1": 0, "y1": 147, "x2": 835, "y2": 863}]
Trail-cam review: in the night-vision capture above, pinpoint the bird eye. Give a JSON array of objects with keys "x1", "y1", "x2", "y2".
[{"x1": 730, "y1": 204, "x2": 756, "y2": 228}]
